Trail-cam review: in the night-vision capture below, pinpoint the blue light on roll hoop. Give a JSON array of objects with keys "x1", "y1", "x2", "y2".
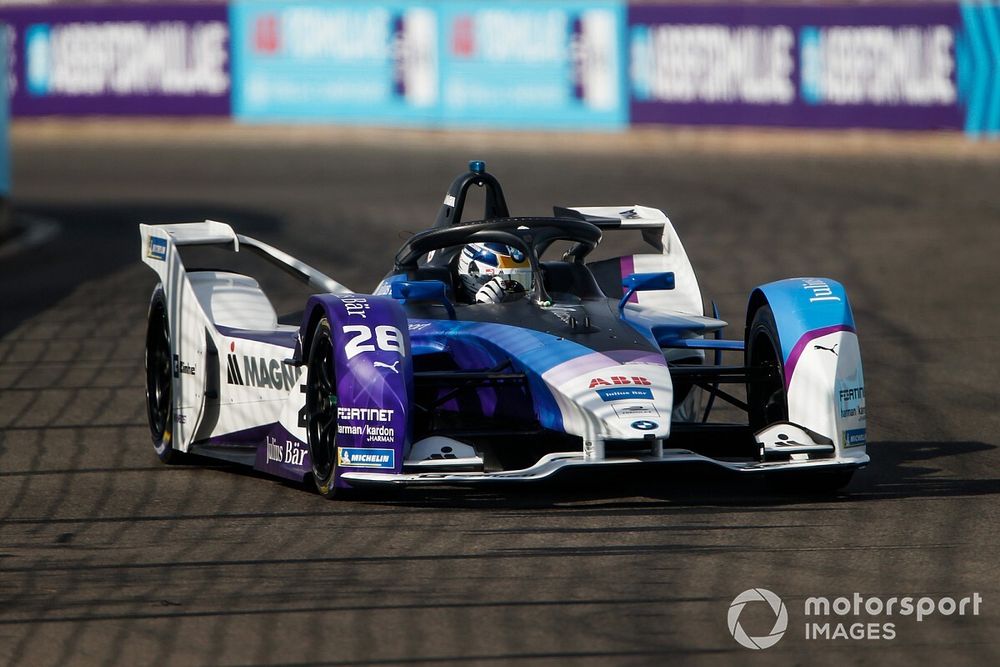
[{"x1": 469, "y1": 160, "x2": 485, "y2": 174}]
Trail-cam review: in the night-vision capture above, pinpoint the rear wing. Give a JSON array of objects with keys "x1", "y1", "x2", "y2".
[
  {"x1": 556, "y1": 206, "x2": 704, "y2": 318},
  {"x1": 554, "y1": 205, "x2": 669, "y2": 252},
  {"x1": 140, "y1": 220, "x2": 349, "y2": 294}
]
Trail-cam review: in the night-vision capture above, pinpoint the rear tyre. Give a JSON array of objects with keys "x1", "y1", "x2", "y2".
[
  {"x1": 145, "y1": 286, "x2": 185, "y2": 464},
  {"x1": 306, "y1": 317, "x2": 342, "y2": 499}
]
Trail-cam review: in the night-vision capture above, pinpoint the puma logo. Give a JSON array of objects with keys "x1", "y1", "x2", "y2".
[
  {"x1": 373, "y1": 360, "x2": 400, "y2": 374},
  {"x1": 814, "y1": 343, "x2": 839, "y2": 357}
]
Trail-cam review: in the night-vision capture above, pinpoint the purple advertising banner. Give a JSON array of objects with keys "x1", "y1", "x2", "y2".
[
  {"x1": 629, "y1": 4, "x2": 965, "y2": 130},
  {"x1": 0, "y1": 4, "x2": 231, "y2": 116}
]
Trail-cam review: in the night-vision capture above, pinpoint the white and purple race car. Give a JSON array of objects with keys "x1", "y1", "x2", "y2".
[{"x1": 140, "y1": 161, "x2": 867, "y2": 498}]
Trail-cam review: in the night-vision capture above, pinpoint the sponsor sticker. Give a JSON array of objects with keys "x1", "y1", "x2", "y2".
[
  {"x1": 226, "y1": 350, "x2": 302, "y2": 391},
  {"x1": 266, "y1": 435, "x2": 309, "y2": 466},
  {"x1": 147, "y1": 236, "x2": 168, "y2": 261},
  {"x1": 597, "y1": 387, "x2": 653, "y2": 402},
  {"x1": 613, "y1": 403, "x2": 659, "y2": 419},
  {"x1": 801, "y1": 278, "x2": 841, "y2": 303},
  {"x1": 172, "y1": 354, "x2": 195, "y2": 377},
  {"x1": 589, "y1": 376, "x2": 651, "y2": 388},
  {"x1": 844, "y1": 428, "x2": 866, "y2": 448},
  {"x1": 631, "y1": 420, "x2": 658, "y2": 431},
  {"x1": 838, "y1": 384, "x2": 866, "y2": 420},
  {"x1": 338, "y1": 447, "x2": 395, "y2": 469}
]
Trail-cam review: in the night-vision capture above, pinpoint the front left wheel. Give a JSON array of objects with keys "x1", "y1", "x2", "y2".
[{"x1": 305, "y1": 317, "x2": 342, "y2": 498}]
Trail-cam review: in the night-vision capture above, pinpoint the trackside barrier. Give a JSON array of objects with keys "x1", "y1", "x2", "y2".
[
  {"x1": 0, "y1": 25, "x2": 8, "y2": 239},
  {"x1": 0, "y1": 1, "x2": 997, "y2": 137},
  {"x1": 229, "y1": 0, "x2": 627, "y2": 129},
  {"x1": 629, "y1": 2, "x2": 1000, "y2": 136},
  {"x1": 0, "y1": 4, "x2": 231, "y2": 116}
]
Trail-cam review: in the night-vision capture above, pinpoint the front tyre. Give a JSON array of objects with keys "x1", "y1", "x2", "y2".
[
  {"x1": 145, "y1": 286, "x2": 185, "y2": 464},
  {"x1": 306, "y1": 317, "x2": 341, "y2": 498},
  {"x1": 746, "y1": 305, "x2": 788, "y2": 433},
  {"x1": 747, "y1": 304, "x2": 853, "y2": 493}
]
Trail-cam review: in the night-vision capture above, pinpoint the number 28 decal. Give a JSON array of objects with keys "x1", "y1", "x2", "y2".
[{"x1": 342, "y1": 325, "x2": 406, "y2": 360}]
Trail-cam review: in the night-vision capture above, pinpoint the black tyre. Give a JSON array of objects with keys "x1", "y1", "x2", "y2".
[
  {"x1": 145, "y1": 286, "x2": 184, "y2": 464},
  {"x1": 747, "y1": 304, "x2": 853, "y2": 493},
  {"x1": 746, "y1": 305, "x2": 788, "y2": 433},
  {"x1": 305, "y1": 317, "x2": 341, "y2": 498}
]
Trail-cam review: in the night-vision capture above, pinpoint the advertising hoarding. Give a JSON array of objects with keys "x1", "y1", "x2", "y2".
[
  {"x1": 0, "y1": 4, "x2": 231, "y2": 116},
  {"x1": 231, "y1": 1, "x2": 441, "y2": 124},
  {"x1": 231, "y1": 0, "x2": 627, "y2": 130},
  {"x1": 436, "y1": 1, "x2": 626, "y2": 129},
  {"x1": 629, "y1": 4, "x2": 968, "y2": 131}
]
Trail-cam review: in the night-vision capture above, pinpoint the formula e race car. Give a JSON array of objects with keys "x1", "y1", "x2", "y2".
[{"x1": 140, "y1": 161, "x2": 867, "y2": 498}]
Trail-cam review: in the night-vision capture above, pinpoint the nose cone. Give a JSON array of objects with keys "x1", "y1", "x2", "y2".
[{"x1": 541, "y1": 352, "x2": 673, "y2": 440}]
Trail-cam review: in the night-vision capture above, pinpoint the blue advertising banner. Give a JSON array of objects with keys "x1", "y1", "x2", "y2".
[
  {"x1": 231, "y1": 0, "x2": 627, "y2": 129},
  {"x1": 958, "y1": 3, "x2": 1000, "y2": 135},
  {"x1": 436, "y1": 1, "x2": 626, "y2": 129},
  {"x1": 231, "y1": 1, "x2": 441, "y2": 123}
]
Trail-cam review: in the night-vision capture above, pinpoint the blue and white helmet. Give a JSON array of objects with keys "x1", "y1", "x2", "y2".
[{"x1": 457, "y1": 242, "x2": 533, "y2": 303}]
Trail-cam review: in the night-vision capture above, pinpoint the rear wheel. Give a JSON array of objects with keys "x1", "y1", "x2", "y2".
[
  {"x1": 306, "y1": 317, "x2": 341, "y2": 498},
  {"x1": 145, "y1": 287, "x2": 184, "y2": 464}
]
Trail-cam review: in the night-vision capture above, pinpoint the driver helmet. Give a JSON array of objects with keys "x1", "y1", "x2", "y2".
[{"x1": 456, "y1": 242, "x2": 533, "y2": 303}]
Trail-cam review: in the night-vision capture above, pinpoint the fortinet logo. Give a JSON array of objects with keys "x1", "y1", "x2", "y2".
[
  {"x1": 589, "y1": 376, "x2": 651, "y2": 389},
  {"x1": 226, "y1": 353, "x2": 302, "y2": 391}
]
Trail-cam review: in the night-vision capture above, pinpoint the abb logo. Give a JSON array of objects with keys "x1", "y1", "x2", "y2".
[{"x1": 589, "y1": 376, "x2": 651, "y2": 389}]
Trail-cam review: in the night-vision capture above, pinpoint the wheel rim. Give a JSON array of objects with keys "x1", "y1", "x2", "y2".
[
  {"x1": 146, "y1": 304, "x2": 172, "y2": 443},
  {"x1": 307, "y1": 327, "x2": 339, "y2": 482}
]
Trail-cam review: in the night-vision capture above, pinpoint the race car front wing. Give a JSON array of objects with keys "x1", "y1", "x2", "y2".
[{"x1": 340, "y1": 448, "x2": 868, "y2": 486}]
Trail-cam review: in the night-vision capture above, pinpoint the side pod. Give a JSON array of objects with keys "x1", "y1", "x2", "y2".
[{"x1": 748, "y1": 278, "x2": 867, "y2": 459}]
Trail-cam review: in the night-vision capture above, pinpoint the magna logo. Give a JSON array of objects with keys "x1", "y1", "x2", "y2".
[
  {"x1": 589, "y1": 376, "x2": 651, "y2": 389},
  {"x1": 226, "y1": 350, "x2": 302, "y2": 391}
]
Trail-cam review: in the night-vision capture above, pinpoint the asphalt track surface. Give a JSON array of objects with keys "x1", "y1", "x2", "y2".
[{"x1": 2, "y1": 128, "x2": 999, "y2": 666}]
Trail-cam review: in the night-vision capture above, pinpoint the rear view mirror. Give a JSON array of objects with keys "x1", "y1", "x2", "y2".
[
  {"x1": 620, "y1": 272, "x2": 675, "y2": 311},
  {"x1": 390, "y1": 280, "x2": 455, "y2": 319}
]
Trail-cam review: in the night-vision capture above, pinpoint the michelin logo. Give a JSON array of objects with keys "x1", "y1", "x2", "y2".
[
  {"x1": 844, "y1": 428, "x2": 866, "y2": 448},
  {"x1": 338, "y1": 447, "x2": 395, "y2": 469}
]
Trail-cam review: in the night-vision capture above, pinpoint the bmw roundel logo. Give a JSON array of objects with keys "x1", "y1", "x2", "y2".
[{"x1": 631, "y1": 420, "x2": 658, "y2": 431}]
